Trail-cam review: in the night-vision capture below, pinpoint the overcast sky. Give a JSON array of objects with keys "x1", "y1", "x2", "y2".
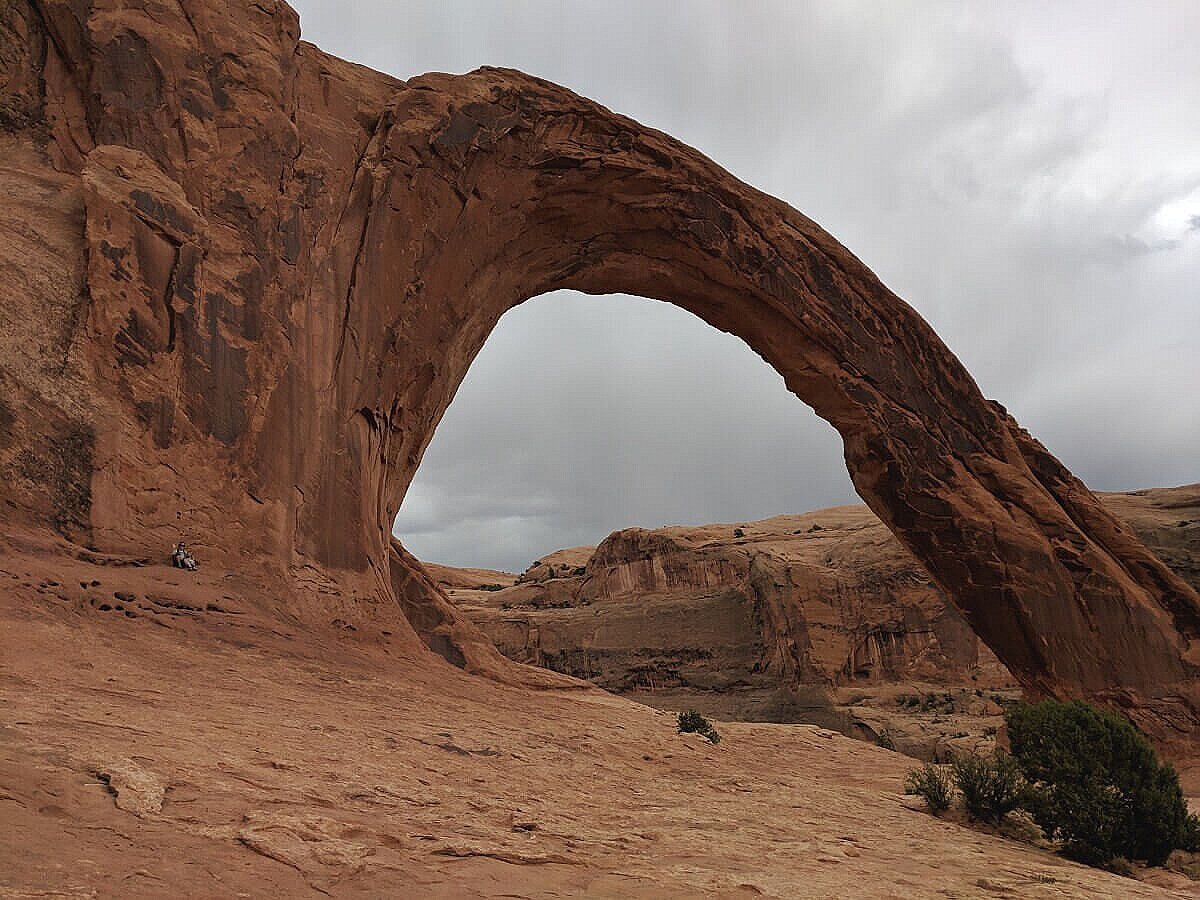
[{"x1": 291, "y1": 0, "x2": 1200, "y2": 572}]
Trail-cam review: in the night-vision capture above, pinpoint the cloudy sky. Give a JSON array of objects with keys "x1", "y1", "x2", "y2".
[{"x1": 291, "y1": 0, "x2": 1200, "y2": 572}]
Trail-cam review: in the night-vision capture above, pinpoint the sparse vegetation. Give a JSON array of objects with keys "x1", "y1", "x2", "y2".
[
  {"x1": 677, "y1": 709, "x2": 721, "y2": 743},
  {"x1": 950, "y1": 750, "x2": 1027, "y2": 824},
  {"x1": 1006, "y1": 699, "x2": 1200, "y2": 867},
  {"x1": 1105, "y1": 856, "x2": 1136, "y2": 878},
  {"x1": 896, "y1": 691, "x2": 958, "y2": 714},
  {"x1": 902, "y1": 699, "x2": 1200, "y2": 874},
  {"x1": 904, "y1": 762, "x2": 952, "y2": 814},
  {"x1": 733, "y1": 527, "x2": 745, "y2": 538},
  {"x1": 875, "y1": 729, "x2": 897, "y2": 751},
  {"x1": 478, "y1": 583, "x2": 505, "y2": 592}
]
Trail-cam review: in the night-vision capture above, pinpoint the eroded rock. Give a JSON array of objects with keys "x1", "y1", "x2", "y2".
[
  {"x1": 91, "y1": 758, "x2": 165, "y2": 817},
  {"x1": 0, "y1": 0, "x2": 1195, "y2": 743}
]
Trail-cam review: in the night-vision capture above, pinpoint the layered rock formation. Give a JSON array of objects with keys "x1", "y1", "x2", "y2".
[
  {"x1": 443, "y1": 486, "x2": 1199, "y2": 738},
  {"x1": 447, "y1": 506, "x2": 1008, "y2": 697},
  {"x1": 1, "y1": 0, "x2": 1198, "y2": 741}
]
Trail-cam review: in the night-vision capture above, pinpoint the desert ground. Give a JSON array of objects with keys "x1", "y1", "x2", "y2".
[{"x1": 2, "y1": 523, "x2": 1198, "y2": 898}]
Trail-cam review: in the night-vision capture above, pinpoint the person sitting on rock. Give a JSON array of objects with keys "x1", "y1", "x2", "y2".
[{"x1": 171, "y1": 542, "x2": 198, "y2": 571}]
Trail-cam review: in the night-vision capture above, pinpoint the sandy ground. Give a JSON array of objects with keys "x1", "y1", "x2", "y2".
[{"x1": 1, "y1": 531, "x2": 1196, "y2": 898}]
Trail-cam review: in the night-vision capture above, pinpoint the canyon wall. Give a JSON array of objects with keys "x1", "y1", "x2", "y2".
[{"x1": 446, "y1": 487, "x2": 1199, "y2": 718}]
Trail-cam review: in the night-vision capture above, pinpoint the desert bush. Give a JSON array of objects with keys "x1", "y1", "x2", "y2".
[
  {"x1": 950, "y1": 750, "x2": 1027, "y2": 824},
  {"x1": 677, "y1": 709, "x2": 721, "y2": 743},
  {"x1": 1105, "y1": 856, "x2": 1136, "y2": 878},
  {"x1": 1006, "y1": 699, "x2": 1199, "y2": 867},
  {"x1": 905, "y1": 762, "x2": 953, "y2": 814},
  {"x1": 875, "y1": 729, "x2": 897, "y2": 751},
  {"x1": 1185, "y1": 814, "x2": 1200, "y2": 853}
]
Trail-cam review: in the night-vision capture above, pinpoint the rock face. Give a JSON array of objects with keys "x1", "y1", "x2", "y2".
[
  {"x1": 446, "y1": 486, "x2": 1200, "y2": 726},
  {"x1": 1, "y1": 1, "x2": 1198, "y2": 741}
]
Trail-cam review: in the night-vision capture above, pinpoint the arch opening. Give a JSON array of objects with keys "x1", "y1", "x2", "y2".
[
  {"x1": 392, "y1": 289, "x2": 858, "y2": 574},
  {"x1": 372, "y1": 69, "x2": 1198, "y2": 742}
]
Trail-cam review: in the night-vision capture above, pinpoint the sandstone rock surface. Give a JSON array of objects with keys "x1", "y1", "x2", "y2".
[
  {"x1": 1, "y1": 0, "x2": 1197, "y2": 738},
  {"x1": 445, "y1": 486, "x2": 1198, "y2": 755},
  {"x1": 1, "y1": 532, "x2": 1195, "y2": 897},
  {"x1": 449, "y1": 486, "x2": 1200, "y2": 697},
  {"x1": 449, "y1": 505, "x2": 1015, "y2": 704},
  {"x1": 1, "y1": 1, "x2": 1199, "y2": 892}
]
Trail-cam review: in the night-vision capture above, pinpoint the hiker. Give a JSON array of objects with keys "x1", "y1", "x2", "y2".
[{"x1": 171, "y1": 542, "x2": 198, "y2": 571}]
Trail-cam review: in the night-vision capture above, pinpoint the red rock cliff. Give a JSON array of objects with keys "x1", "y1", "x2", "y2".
[{"x1": 452, "y1": 487, "x2": 1199, "y2": 709}]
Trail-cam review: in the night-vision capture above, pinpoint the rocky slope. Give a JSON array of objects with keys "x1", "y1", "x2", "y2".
[
  {"x1": 2, "y1": 526, "x2": 1196, "y2": 898},
  {"x1": 0, "y1": 0, "x2": 1197, "y2": 739},
  {"x1": 441, "y1": 485, "x2": 1199, "y2": 754}
]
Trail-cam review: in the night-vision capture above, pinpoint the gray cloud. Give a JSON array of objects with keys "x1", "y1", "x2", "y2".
[{"x1": 290, "y1": 0, "x2": 1200, "y2": 571}]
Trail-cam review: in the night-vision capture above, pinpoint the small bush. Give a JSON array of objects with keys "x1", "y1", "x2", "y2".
[
  {"x1": 677, "y1": 709, "x2": 711, "y2": 733},
  {"x1": 733, "y1": 528, "x2": 745, "y2": 538},
  {"x1": 875, "y1": 729, "x2": 897, "y2": 751},
  {"x1": 905, "y1": 763, "x2": 953, "y2": 814},
  {"x1": 951, "y1": 750, "x2": 1027, "y2": 824},
  {"x1": 1105, "y1": 856, "x2": 1136, "y2": 878},
  {"x1": 1006, "y1": 699, "x2": 1199, "y2": 867},
  {"x1": 1185, "y1": 814, "x2": 1200, "y2": 853},
  {"x1": 478, "y1": 583, "x2": 504, "y2": 592},
  {"x1": 677, "y1": 709, "x2": 721, "y2": 743}
]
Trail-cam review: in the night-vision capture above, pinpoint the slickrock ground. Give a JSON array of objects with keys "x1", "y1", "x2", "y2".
[{"x1": 2, "y1": 524, "x2": 1196, "y2": 898}]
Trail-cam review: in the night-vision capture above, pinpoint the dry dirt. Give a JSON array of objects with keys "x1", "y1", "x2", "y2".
[{"x1": 2, "y1": 525, "x2": 1196, "y2": 898}]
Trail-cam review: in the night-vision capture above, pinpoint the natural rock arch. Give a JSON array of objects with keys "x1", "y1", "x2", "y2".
[{"x1": 1, "y1": 1, "x2": 1196, "y2": 742}]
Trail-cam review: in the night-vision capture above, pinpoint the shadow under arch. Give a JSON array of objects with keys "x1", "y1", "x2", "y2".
[{"x1": 351, "y1": 68, "x2": 1199, "y2": 742}]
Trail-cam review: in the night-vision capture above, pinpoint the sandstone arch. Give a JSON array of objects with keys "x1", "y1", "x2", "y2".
[{"x1": 1, "y1": 1, "x2": 1197, "y2": 742}]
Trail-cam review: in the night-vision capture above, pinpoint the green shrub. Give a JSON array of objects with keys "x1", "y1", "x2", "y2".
[
  {"x1": 905, "y1": 762, "x2": 952, "y2": 814},
  {"x1": 875, "y1": 729, "x2": 897, "y2": 751},
  {"x1": 1105, "y1": 856, "x2": 1136, "y2": 878},
  {"x1": 1006, "y1": 699, "x2": 1199, "y2": 867},
  {"x1": 1185, "y1": 813, "x2": 1200, "y2": 853},
  {"x1": 677, "y1": 709, "x2": 721, "y2": 743},
  {"x1": 951, "y1": 750, "x2": 1027, "y2": 824}
]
